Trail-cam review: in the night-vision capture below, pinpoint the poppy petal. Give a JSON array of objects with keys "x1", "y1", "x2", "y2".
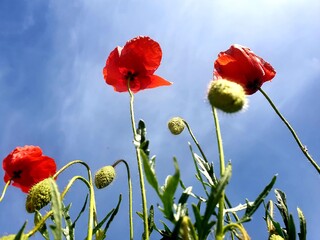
[
  {"x1": 214, "y1": 44, "x2": 276, "y2": 94},
  {"x1": 120, "y1": 36, "x2": 162, "y2": 74}
]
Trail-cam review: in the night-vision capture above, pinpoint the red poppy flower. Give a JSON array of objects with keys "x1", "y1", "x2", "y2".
[
  {"x1": 103, "y1": 36, "x2": 171, "y2": 93},
  {"x1": 2, "y1": 145, "x2": 57, "y2": 193},
  {"x1": 214, "y1": 44, "x2": 276, "y2": 95}
]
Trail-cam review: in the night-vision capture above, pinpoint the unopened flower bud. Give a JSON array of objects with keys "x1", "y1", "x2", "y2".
[
  {"x1": 168, "y1": 117, "x2": 185, "y2": 135},
  {"x1": 207, "y1": 79, "x2": 247, "y2": 113},
  {"x1": 26, "y1": 178, "x2": 52, "y2": 213},
  {"x1": 269, "y1": 234, "x2": 284, "y2": 240},
  {"x1": 95, "y1": 166, "x2": 116, "y2": 189}
]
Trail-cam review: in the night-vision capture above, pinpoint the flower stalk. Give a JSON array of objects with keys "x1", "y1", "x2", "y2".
[
  {"x1": 128, "y1": 82, "x2": 149, "y2": 239},
  {"x1": 259, "y1": 88, "x2": 320, "y2": 174},
  {"x1": 112, "y1": 159, "x2": 134, "y2": 240},
  {"x1": 212, "y1": 107, "x2": 226, "y2": 240},
  {"x1": 53, "y1": 160, "x2": 98, "y2": 239},
  {"x1": 0, "y1": 180, "x2": 11, "y2": 202}
]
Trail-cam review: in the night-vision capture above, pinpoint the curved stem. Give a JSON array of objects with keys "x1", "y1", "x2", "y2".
[
  {"x1": 60, "y1": 175, "x2": 94, "y2": 240},
  {"x1": 52, "y1": 160, "x2": 98, "y2": 224},
  {"x1": 27, "y1": 210, "x2": 53, "y2": 237},
  {"x1": 0, "y1": 180, "x2": 11, "y2": 202},
  {"x1": 112, "y1": 159, "x2": 134, "y2": 240},
  {"x1": 128, "y1": 83, "x2": 149, "y2": 239},
  {"x1": 259, "y1": 88, "x2": 320, "y2": 174},
  {"x1": 212, "y1": 107, "x2": 226, "y2": 240},
  {"x1": 223, "y1": 223, "x2": 249, "y2": 240}
]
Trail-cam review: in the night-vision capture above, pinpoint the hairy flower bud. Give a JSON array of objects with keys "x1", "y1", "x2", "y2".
[
  {"x1": 168, "y1": 117, "x2": 185, "y2": 135},
  {"x1": 95, "y1": 166, "x2": 116, "y2": 189},
  {"x1": 207, "y1": 79, "x2": 247, "y2": 113},
  {"x1": 26, "y1": 178, "x2": 52, "y2": 213},
  {"x1": 269, "y1": 234, "x2": 284, "y2": 240}
]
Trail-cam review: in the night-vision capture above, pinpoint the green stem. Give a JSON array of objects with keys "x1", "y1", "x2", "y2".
[
  {"x1": 212, "y1": 107, "x2": 225, "y2": 240},
  {"x1": 112, "y1": 159, "x2": 134, "y2": 240},
  {"x1": 183, "y1": 120, "x2": 210, "y2": 164},
  {"x1": 60, "y1": 176, "x2": 94, "y2": 240},
  {"x1": 259, "y1": 88, "x2": 320, "y2": 174},
  {"x1": 53, "y1": 160, "x2": 98, "y2": 225},
  {"x1": 0, "y1": 180, "x2": 11, "y2": 202},
  {"x1": 128, "y1": 84, "x2": 149, "y2": 239},
  {"x1": 27, "y1": 210, "x2": 53, "y2": 237},
  {"x1": 185, "y1": 120, "x2": 240, "y2": 224}
]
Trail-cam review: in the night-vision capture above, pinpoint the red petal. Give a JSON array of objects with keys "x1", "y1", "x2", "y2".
[
  {"x1": 145, "y1": 75, "x2": 172, "y2": 89},
  {"x1": 214, "y1": 44, "x2": 276, "y2": 94},
  {"x1": 120, "y1": 36, "x2": 162, "y2": 74},
  {"x1": 2, "y1": 146, "x2": 57, "y2": 193},
  {"x1": 103, "y1": 47, "x2": 123, "y2": 85}
]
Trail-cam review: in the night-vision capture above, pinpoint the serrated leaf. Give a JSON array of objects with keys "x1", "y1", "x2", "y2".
[
  {"x1": 241, "y1": 175, "x2": 277, "y2": 222},
  {"x1": 61, "y1": 203, "x2": 74, "y2": 240},
  {"x1": 297, "y1": 207, "x2": 307, "y2": 240},
  {"x1": 148, "y1": 205, "x2": 155, "y2": 236},
  {"x1": 136, "y1": 120, "x2": 151, "y2": 156},
  {"x1": 275, "y1": 189, "x2": 290, "y2": 229},
  {"x1": 193, "y1": 153, "x2": 215, "y2": 186}
]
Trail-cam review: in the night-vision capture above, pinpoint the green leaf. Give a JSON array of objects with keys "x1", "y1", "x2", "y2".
[
  {"x1": 297, "y1": 207, "x2": 307, "y2": 240},
  {"x1": 148, "y1": 205, "x2": 155, "y2": 236},
  {"x1": 275, "y1": 189, "x2": 290, "y2": 229},
  {"x1": 14, "y1": 221, "x2": 27, "y2": 240},
  {"x1": 71, "y1": 194, "x2": 88, "y2": 229},
  {"x1": 34, "y1": 211, "x2": 49, "y2": 240},
  {"x1": 141, "y1": 149, "x2": 160, "y2": 195},
  {"x1": 204, "y1": 163, "x2": 232, "y2": 221},
  {"x1": 288, "y1": 214, "x2": 296, "y2": 240},
  {"x1": 160, "y1": 158, "x2": 181, "y2": 221},
  {"x1": 193, "y1": 152, "x2": 215, "y2": 186},
  {"x1": 49, "y1": 178, "x2": 63, "y2": 240},
  {"x1": 192, "y1": 204, "x2": 203, "y2": 236},
  {"x1": 104, "y1": 194, "x2": 122, "y2": 233},
  {"x1": 178, "y1": 186, "x2": 192, "y2": 205},
  {"x1": 241, "y1": 175, "x2": 277, "y2": 222},
  {"x1": 61, "y1": 203, "x2": 74, "y2": 240},
  {"x1": 136, "y1": 120, "x2": 151, "y2": 156}
]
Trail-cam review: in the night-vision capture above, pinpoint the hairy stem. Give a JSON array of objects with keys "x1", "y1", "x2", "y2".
[{"x1": 259, "y1": 88, "x2": 320, "y2": 174}]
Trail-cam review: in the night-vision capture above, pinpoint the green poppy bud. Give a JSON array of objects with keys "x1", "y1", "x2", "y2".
[
  {"x1": 26, "y1": 178, "x2": 52, "y2": 213},
  {"x1": 168, "y1": 117, "x2": 185, "y2": 135},
  {"x1": 269, "y1": 234, "x2": 284, "y2": 240},
  {"x1": 94, "y1": 166, "x2": 116, "y2": 189},
  {"x1": 207, "y1": 79, "x2": 247, "y2": 113}
]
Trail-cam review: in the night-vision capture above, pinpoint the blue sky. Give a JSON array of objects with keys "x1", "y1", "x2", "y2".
[{"x1": 1, "y1": 0, "x2": 320, "y2": 238}]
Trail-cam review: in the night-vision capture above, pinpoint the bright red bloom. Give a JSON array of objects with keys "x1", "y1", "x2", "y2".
[
  {"x1": 214, "y1": 44, "x2": 276, "y2": 95},
  {"x1": 103, "y1": 36, "x2": 171, "y2": 93},
  {"x1": 2, "y1": 145, "x2": 57, "y2": 193}
]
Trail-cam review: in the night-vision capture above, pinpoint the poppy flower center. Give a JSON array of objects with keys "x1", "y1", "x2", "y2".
[
  {"x1": 246, "y1": 78, "x2": 261, "y2": 92},
  {"x1": 125, "y1": 71, "x2": 138, "y2": 81},
  {"x1": 12, "y1": 170, "x2": 23, "y2": 179}
]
